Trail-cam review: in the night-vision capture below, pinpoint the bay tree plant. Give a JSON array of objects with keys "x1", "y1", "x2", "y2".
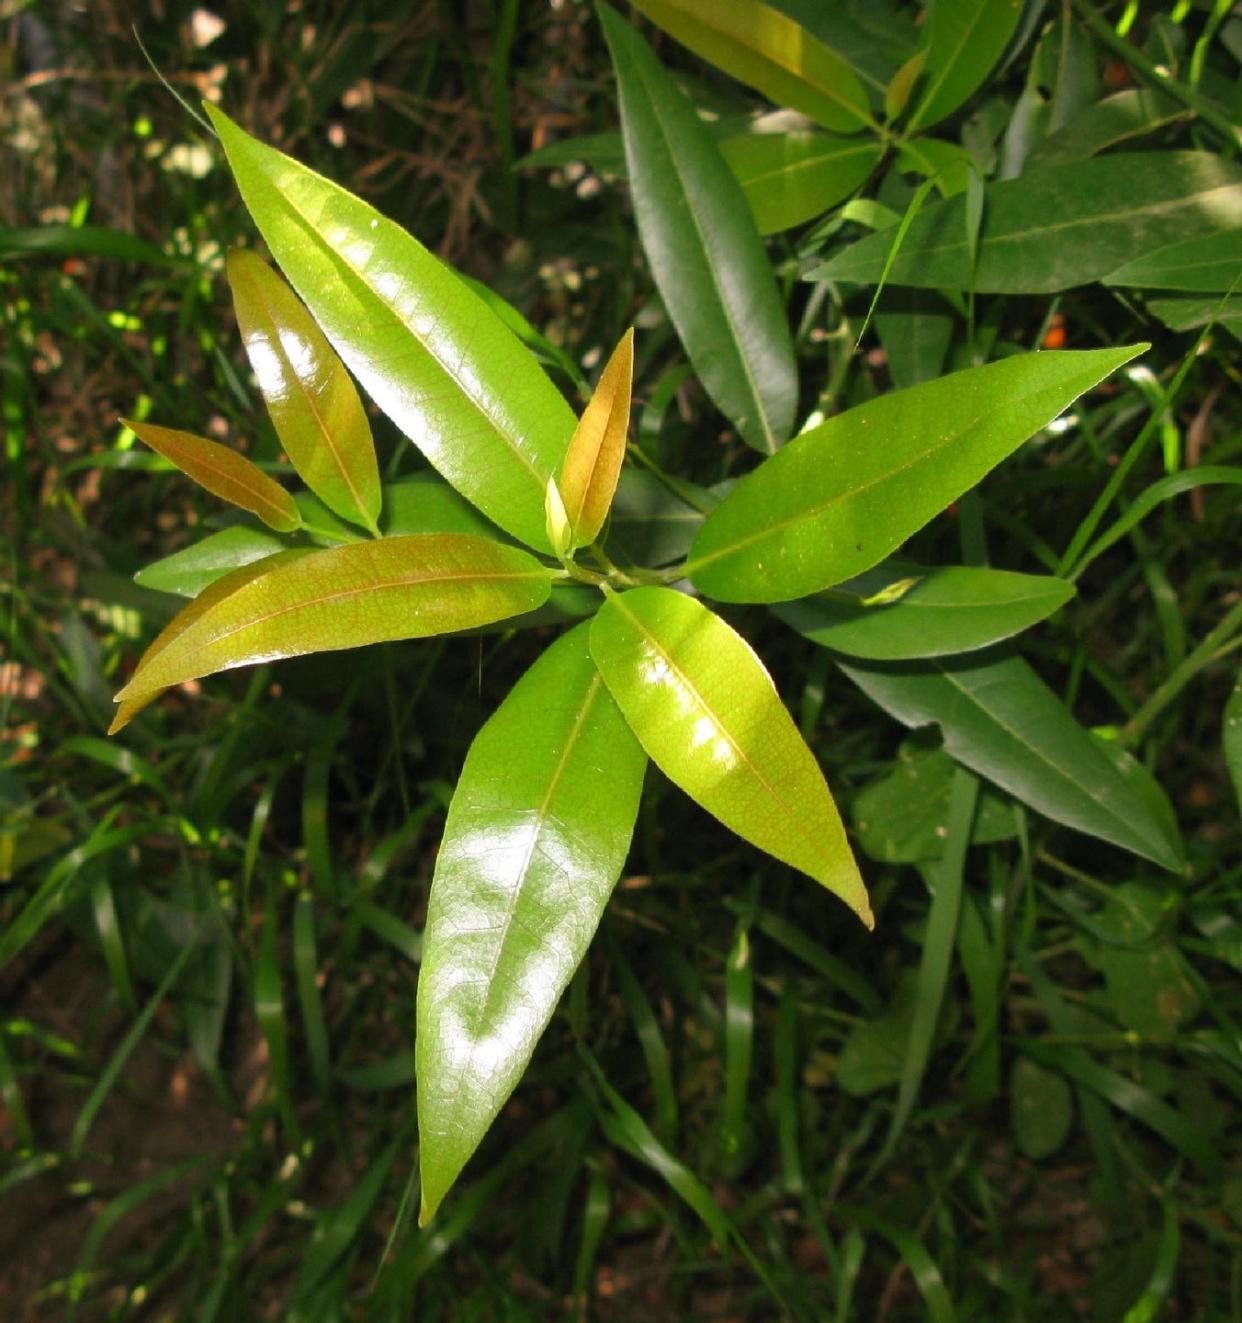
[{"x1": 103, "y1": 0, "x2": 1229, "y2": 1228}]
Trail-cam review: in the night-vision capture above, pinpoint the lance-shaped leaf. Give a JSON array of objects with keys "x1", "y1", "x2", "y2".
[
  {"x1": 111, "y1": 550, "x2": 312, "y2": 733},
  {"x1": 416, "y1": 623, "x2": 646, "y2": 1223},
  {"x1": 227, "y1": 248, "x2": 381, "y2": 535},
  {"x1": 599, "y1": 6, "x2": 797, "y2": 454},
  {"x1": 114, "y1": 534, "x2": 552, "y2": 704},
  {"x1": 719, "y1": 130, "x2": 881, "y2": 234},
  {"x1": 204, "y1": 105, "x2": 576, "y2": 553},
  {"x1": 630, "y1": 0, "x2": 871, "y2": 132},
  {"x1": 774, "y1": 564, "x2": 1075, "y2": 660},
  {"x1": 133, "y1": 524, "x2": 291, "y2": 598},
  {"x1": 590, "y1": 586, "x2": 871, "y2": 925},
  {"x1": 1102, "y1": 229, "x2": 1242, "y2": 292},
  {"x1": 836, "y1": 649, "x2": 1185, "y2": 872},
  {"x1": 688, "y1": 345, "x2": 1144, "y2": 604},
  {"x1": 812, "y1": 153, "x2": 1242, "y2": 294},
  {"x1": 907, "y1": 0, "x2": 1023, "y2": 132},
  {"x1": 127, "y1": 420, "x2": 301, "y2": 532},
  {"x1": 559, "y1": 328, "x2": 633, "y2": 548}
]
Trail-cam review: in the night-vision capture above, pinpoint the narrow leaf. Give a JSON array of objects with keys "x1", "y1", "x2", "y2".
[
  {"x1": 719, "y1": 131, "x2": 881, "y2": 234},
  {"x1": 204, "y1": 104, "x2": 576, "y2": 553},
  {"x1": 590, "y1": 587, "x2": 872, "y2": 925},
  {"x1": 774, "y1": 564, "x2": 1075, "y2": 660},
  {"x1": 599, "y1": 6, "x2": 798, "y2": 454},
  {"x1": 127, "y1": 420, "x2": 301, "y2": 533},
  {"x1": 417, "y1": 624, "x2": 646, "y2": 1222},
  {"x1": 630, "y1": 0, "x2": 872, "y2": 132},
  {"x1": 1103, "y1": 229, "x2": 1242, "y2": 292},
  {"x1": 689, "y1": 346, "x2": 1143, "y2": 604},
  {"x1": 836, "y1": 649, "x2": 1185, "y2": 871},
  {"x1": 111, "y1": 550, "x2": 311, "y2": 733},
  {"x1": 227, "y1": 248, "x2": 381, "y2": 534},
  {"x1": 908, "y1": 0, "x2": 1023, "y2": 131},
  {"x1": 813, "y1": 153, "x2": 1242, "y2": 294},
  {"x1": 115, "y1": 534, "x2": 552, "y2": 704},
  {"x1": 1029, "y1": 88, "x2": 1190, "y2": 165},
  {"x1": 545, "y1": 477, "x2": 572, "y2": 559},
  {"x1": 559, "y1": 328, "x2": 634, "y2": 547},
  {"x1": 133, "y1": 524, "x2": 290, "y2": 598},
  {"x1": 1225, "y1": 671, "x2": 1242, "y2": 817}
]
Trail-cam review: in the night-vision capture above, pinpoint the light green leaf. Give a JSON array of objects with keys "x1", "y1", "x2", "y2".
[
  {"x1": 812, "y1": 153, "x2": 1242, "y2": 293},
  {"x1": 559, "y1": 328, "x2": 634, "y2": 548},
  {"x1": 719, "y1": 130, "x2": 881, "y2": 233},
  {"x1": 204, "y1": 104, "x2": 576, "y2": 553},
  {"x1": 630, "y1": 0, "x2": 872, "y2": 133},
  {"x1": 689, "y1": 346, "x2": 1143, "y2": 604},
  {"x1": 379, "y1": 474, "x2": 510, "y2": 540},
  {"x1": 774, "y1": 563, "x2": 1075, "y2": 660},
  {"x1": 908, "y1": 0, "x2": 1023, "y2": 132},
  {"x1": 114, "y1": 535, "x2": 552, "y2": 704},
  {"x1": 110, "y1": 550, "x2": 312, "y2": 733},
  {"x1": 599, "y1": 6, "x2": 798, "y2": 454},
  {"x1": 416, "y1": 624, "x2": 646, "y2": 1222},
  {"x1": 1103, "y1": 229, "x2": 1242, "y2": 291},
  {"x1": 227, "y1": 248, "x2": 381, "y2": 535},
  {"x1": 590, "y1": 586, "x2": 871, "y2": 925},
  {"x1": 127, "y1": 420, "x2": 301, "y2": 533},
  {"x1": 133, "y1": 524, "x2": 291, "y2": 598},
  {"x1": 836, "y1": 649, "x2": 1185, "y2": 871}
]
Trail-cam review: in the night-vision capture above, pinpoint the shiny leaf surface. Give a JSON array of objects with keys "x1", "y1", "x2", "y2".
[
  {"x1": 227, "y1": 248, "x2": 381, "y2": 534},
  {"x1": 908, "y1": 0, "x2": 1023, "y2": 131},
  {"x1": 127, "y1": 420, "x2": 301, "y2": 532},
  {"x1": 133, "y1": 524, "x2": 290, "y2": 598},
  {"x1": 631, "y1": 0, "x2": 872, "y2": 132},
  {"x1": 110, "y1": 550, "x2": 311, "y2": 733},
  {"x1": 417, "y1": 623, "x2": 646, "y2": 1222},
  {"x1": 774, "y1": 564, "x2": 1075, "y2": 660},
  {"x1": 719, "y1": 130, "x2": 881, "y2": 234},
  {"x1": 115, "y1": 535, "x2": 552, "y2": 703},
  {"x1": 205, "y1": 104, "x2": 576, "y2": 552},
  {"x1": 837, "y1": 650, "x2": 1185, "y2": 871},
  {"x1": 600, "y1": 6, "x2": 797, "y2": 454},
  {"x1": 559, "y1": 328, "x2": 633, "y2": 548},
  {"x1": 689, "y1": 346, "x2": 1142, "y2": 603},
  {"x1": 813, "y1": 153, "x2": 1242, "y2": 293},
  {"x1": 590, "y1": 587, "x2": 871, "y2": 925}
]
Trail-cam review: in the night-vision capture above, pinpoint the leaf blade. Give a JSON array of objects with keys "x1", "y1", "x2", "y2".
[
  {"x1": 600, "y1": 6, "x2": 798, "y2": 454},
  {"x1": 227, "y1": 248, "x2": 382, "y2": 534},
  {"x1": 115, "y1": 534, "x2": 552, "y2": 703},
  {"x1": 204, "y1": 104, "x2": 576, "y2": 553},
  {"x1": 127, "y1": 421, "x2": 301, "y2": 533},
  {"x1": 416, "y1": 623, "x2": 646, "y2": 1221},
  {"x1": 689, "y1": 346, "x2": 1143, "y2": 604},
  {"x1": 908, "y1": 0, "x2": 1023, "y2": 132},
  {"x1": 589, "y1": 587, "x2": 871, "y2": 925}
]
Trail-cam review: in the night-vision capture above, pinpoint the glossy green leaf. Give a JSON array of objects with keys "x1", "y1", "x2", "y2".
[
  {"x1": 1029, "y1": 88, "x2": 1190, "y2": 165},
  {"x1": 1010, "y1": 1058, "x2": 1073, "y2": 1160},
  {"x1": 813, "y1": 153, "x2": 1242, "y2": 293},
  {"x1": 127, "y1": 420, "x2": 301, "y2": 533},
  {"x1": 559, "y1": 328, "x2": 633, "y2": 548},
  {"x1": 1225, "y1": 671, "x2": 1242, "y2": 817},
  {"x1": 630, "y1": 0, "x2": 871, "y2": 132},
  {"x1": 1103, "y1": 229, "x2": 1242, "y2": 292},
  {"x1": 133, "y1": 524, "x2": 290, "y2": 597},
  {"x1": 110, "y1": 550, "x2": 311, "y2": 733},
  {"x1": 836, "y1": 650, "x2": 1185, "y2": 871},
  {"x1": 416, "y1": 624, "x2": 646, "y2": 1222},
  {"x1": 599, "y1": 6, "x2": 798, "y2": 454},
  {"x1": 227, "y1": 248, "x2": 381, "y2": 535},
  {"x1": 689, "y1": 346, "x2": 1142, "y2": 604},
  {"x1": 774, "y1": 563, "x2": 1075, "y2": 660},
  {"x1": 114, "y1": 534, "x2": 552, "y2": 705},
  {"x1": 908, "y1": 0, "x2": 1023, "y2": 132},
  {"x1": 590, "y1": 586, "x2": 871, "y2": 925},
  {"x1": 204, "y1": 104, "x2": 576, "y2": 553},
  {"x1": 380, "y1": 474, "x2": 509, "y2": 539},
  {"x1": 719, "y1": 130, "x2": 881, "y2": 233}
]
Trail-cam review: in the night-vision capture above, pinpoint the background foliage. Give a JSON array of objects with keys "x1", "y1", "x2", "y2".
[{"x1": 3, "y1": 1, "x2": 1241, "y2": 1319}]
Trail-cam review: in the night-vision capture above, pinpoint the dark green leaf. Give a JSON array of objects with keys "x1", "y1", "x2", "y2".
[
  {"x1": 1029, "y1": 88, "x2": 1190, "y2": 165},
  {"x1": 1103, "y1": 228, "x2": 1242, "y2": 291},
  {"x1": 874, "y1": 289, "x2": 955, "y2": 389},
  {"x1": 0, "y1": 224, "x2": 177, "y2": 265},
  {"x1": 1010, "y1": 1058, "x2": 1073, "y2": 1160},
  {"x1": 417, "y1": 624, "x2": 646, "y2": 1221},
  {"x1": 908, "y1": 0, "x2": 1023, "y2": 132}
]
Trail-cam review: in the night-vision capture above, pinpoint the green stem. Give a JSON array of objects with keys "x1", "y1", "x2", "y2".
[{"x1": 1122, "y1": 596, "x2": 1242, "y2": 746}]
